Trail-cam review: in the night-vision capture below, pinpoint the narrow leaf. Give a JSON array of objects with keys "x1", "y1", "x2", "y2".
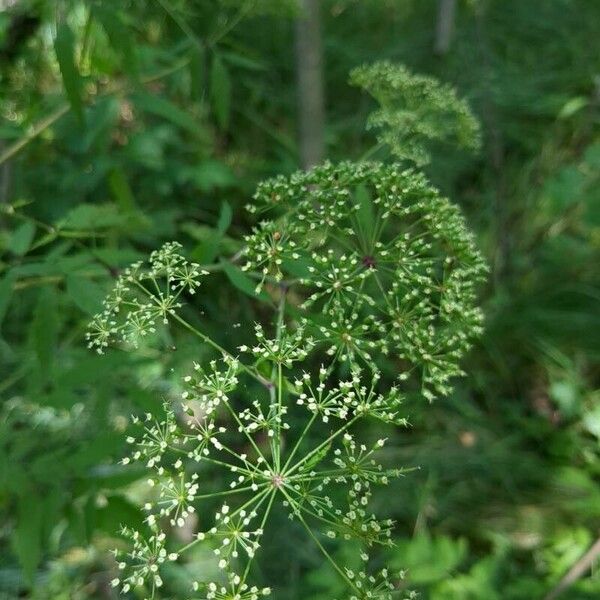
[
  {"x1": 210, "y1": 54, "x2": 232, "y2": 130},
  {"x1": 0, "y1": 273, "x2": 14, "y2": 330},
  {"x1": 217, "y1": 201, "x2": 233, "y2": 234},
  {"x1": 95, "y1": 6, "x2": 138, "y2": 78},
  {"x1": 54, "y1": 23, "x2": 84, "y2": 124},
  {"x1": 133, "y1": 92, "x2": 205, "y2": 138},
  {"x1": 11, "y1": 495, "x2": 42, "y2": 584},
  {"x1": 108, "y1": 168, "x2": 138, "y2": 214},
  {"x1": 30, "y1": 286, "x2": 59, "y2": 379}
]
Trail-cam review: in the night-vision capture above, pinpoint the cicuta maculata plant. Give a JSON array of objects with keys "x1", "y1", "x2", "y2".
[{"x1": 87, "y1": 64, "x2": 486, "y2": 600}]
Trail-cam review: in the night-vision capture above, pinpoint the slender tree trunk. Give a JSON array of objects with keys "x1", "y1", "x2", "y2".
[
  {"x1": 295, "y1": 0, "x2": 325, "y2": 168},
  {"x1": 544, "y1": 536, "x2": 600, "y2": 600},
  {"x1": 434, "y1": 0, "x2": 457, "y2": 55}
]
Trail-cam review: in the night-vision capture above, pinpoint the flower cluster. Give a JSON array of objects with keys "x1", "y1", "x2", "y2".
[
  {"x1": 349, "y1": 61, "x2": 481, "y2": 165},
  {"x1": 239, "y1": 323, "x2": 315, "y2": 367},
  {"x1": 244, "y1": 161, "x2": 487, "y2": 400},
  {"x1": 86, "y1": 242, "x2": 208, "y2": 353},
  {"x1": 110, "y1": 526, "x2": 178, "y2": 595},
  {"x1": 109, "y1": 323, "x2": 409, "y2": 598}
]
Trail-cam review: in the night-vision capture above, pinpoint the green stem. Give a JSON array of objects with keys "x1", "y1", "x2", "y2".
[
  {"x1": 221, "y1": 399, "x2": 271, "y2": 470},
  {"x1": 178, "y1": 487, "x2": 270, "y2": 554},
  {"x1": 281, "y1": 413, "x2": 317, "y2": 473},
  {"x1": 191, "y1": 482, "x2": 268, "y2": 501},
  {"x1": 284, "y1": 415, "x2": 360, "y2": 477},
  {"x1": 280, "y1": 487, "x2": 360, "y2": 593},
  {"x1": 168, "y1": 311, "x2": 268, "y2": 387},
  {"x1": 241, "y1": 489, "x2": 277, "y2": 583},
  {"x1": 270, "y1": 288, "x2": 287, "y2": 472}
]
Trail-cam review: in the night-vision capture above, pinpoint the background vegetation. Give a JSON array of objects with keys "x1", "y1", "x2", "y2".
[{"x1": 0, "y1": 0, "x2": 599, "y2": 598}]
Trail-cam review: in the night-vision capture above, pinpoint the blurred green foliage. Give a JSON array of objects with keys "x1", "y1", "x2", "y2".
[{"x1": 0, "y1": 0, "x2": 598, "y2": 598}]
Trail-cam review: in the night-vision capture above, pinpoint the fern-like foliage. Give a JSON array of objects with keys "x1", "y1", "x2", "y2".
[{"x1": 350, "y1": 61, "x2": 481, "y2": 165}]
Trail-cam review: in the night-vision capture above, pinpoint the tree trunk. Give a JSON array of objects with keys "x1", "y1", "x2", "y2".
[
  {"x1": 295, "y1": 0, "x2": 325, "y2": 168},
  {"x1": 434, "y1": 0, "x2": 456, "y2": 55}
]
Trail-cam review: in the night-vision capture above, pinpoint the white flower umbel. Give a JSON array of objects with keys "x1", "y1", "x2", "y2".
[
  {"x1": 109, "y1": 321, "x2": 413, "y2": 599},
  {"x1": 244, "y1": 161, "x2": 487, "y2": 401},
  {"x1": 86, "y1": 242, "x2": 209, "y2": 353}
]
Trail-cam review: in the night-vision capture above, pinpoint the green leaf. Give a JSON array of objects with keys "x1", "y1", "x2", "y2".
[
  {"x1": 11, "y1": 494, "x2": 42, "y2": 584},
  {"x1": 133, "y1": 92, "x2": 205, "y2": 138},
  {"x1": 107, "y1": 168, "x2": 145, "y2": 223},
  {"x1": 59, "y1": 203, "x2": 128, "y2": 231},
  {"x1": 30, "y1": 286, "x2": 59, "y2": 379},
  {"x1": 392, "y1": 533, "x2": 468, "y2": 584},
  {"x1": 217, "y1": 201, "x2": 233, "y2": 234},
  {"x1": 191, "y1": 202, "x2": 233, "y2": 263},
  {"x1": 558, "y1": 96, "x2": 588, "y2": 119},
  {"x1": 8, "y1": 221, "x2": 36, "y2": 256},
  {"x1": 189, "y1": 45, "x2": 206, "y2": 101},
  {"x1": 95, "y1": 494, "x2": 146, "y2": 535},
  {"x1": 95, "y1": 6, "x2": 138, "y2": 78},
  {"x1": 54, "y1": 23, "x2": 84, "y2": 124},
  {"x1": 210, "y1": 54, "x2": 232, "y2": 130},
  {"x1": 66, "y1": 275, "x2": 105, "y2": 315},
  {"x1": 222, "y1": 262, "x2": 268, "y2": 301},
  {"x1": 0, "y1": 273, "x2": 14, "y2": 330},
  {"x1": 304, "y1": 442, "x2": 331, "y2": 472}
]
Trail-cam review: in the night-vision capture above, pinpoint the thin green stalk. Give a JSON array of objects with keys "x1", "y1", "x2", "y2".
[
  {"x1": 178, "y1": 487, "x2": 270, "y2": 554},
  {"x1": 221, "y1": 398, "x2": 271, "y2": 469},
  {"x1": 191, "y1": 482, "x2": 268, "y2": 501},
  {"x1": 170, "y1": 311, "x2": 268, "y2": 387},
  {"x1": 282, "y1": 412, "x2": 317, "y2": 473},
  {"x1": 280, "y1": 487, "x2": 360, "y2": 593},
  {"x1": 285, "y1": 415, "x2": 360, "y2": 477},
  {"x1": 241, "y1": 489, "x2": 277, "y2": 583},
  {"x1": 270, "y1": 288, "x2": 287, "y2": 472}
]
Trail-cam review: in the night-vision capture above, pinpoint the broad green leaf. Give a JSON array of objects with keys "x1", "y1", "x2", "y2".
[
  {"x1": 66, "y1": 275, "x2": 105, "y2": 315},
  {"x1": 391, "y1": 533, "x2": 468, "y2": 584},
  {"x1": 95, "y1": 494, "x2": 146, "y2": 535},
  {"x1": 179, "y1": 161, "x2": 235, "y2": 192},
  {"x1": 133, "y1": 92, "x2": 205, "y2": 138},
  {"x1": 191, "y1": 202, "x2": 233, "y2": 263},
  {"x1": 8, "y1": 221, "x2": 35, "y2": 255},
  {"x1": 54, "y1": 23, "x2": 84, "y2": 124},
  {"x1": 210, "y1": 54, "x2": 232, "y2": 130},
  {"x1": 108, "y1": 167, "x2": 140, "y2": 215},
  {"x1": 59, "y1": 203, "x2": 128, "y2": 231}
]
